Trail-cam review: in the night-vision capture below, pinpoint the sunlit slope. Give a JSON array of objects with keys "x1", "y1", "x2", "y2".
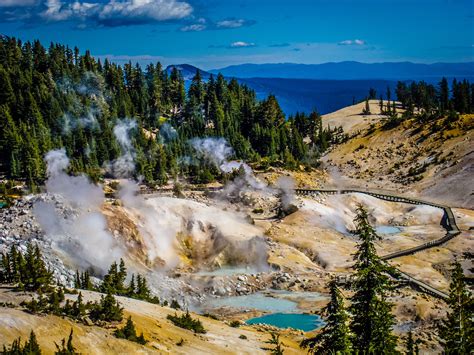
[
  {"x1": 322, "y1": 101, "x2": 473, "y2": 208},
  {"x1": 0, "y1": 289, "x2": 304, "y2": 354}
]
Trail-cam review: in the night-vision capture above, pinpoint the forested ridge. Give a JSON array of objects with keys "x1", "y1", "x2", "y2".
[{"x1": 0, "y1": 36, "x2": 341, "y2": 189}]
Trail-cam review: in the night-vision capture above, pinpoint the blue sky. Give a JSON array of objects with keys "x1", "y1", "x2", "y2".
[{"x1": 0, "y1": 0, "x2": 473, "y2": 69}]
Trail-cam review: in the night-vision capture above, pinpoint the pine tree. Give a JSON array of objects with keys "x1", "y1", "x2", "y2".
[
  {"x1": 136, "y1": 274, "x2": 150, "y2": 300},
  {"x1": 70, "y1": 292, "x2": 86, "y2": 319},
  {"x1": 362, "y1": 98, "x2": 371, "y2": 115},
  {"x1": 116, "y1": 258, "x2": 127, "y2": 294},
  {"x1": 127, "y1": 274, "x2": 136, "y2": 297},
  {"x1": 114, "y1": 316, "x2": 147, "y2": 345},
  {"x1": 439, "y1": 77, "x2": 449, "y2": 112},
  {"x1": 55, "y1": 329, "x2": 77, "y2": 355},
  {"x1": 263, "y1": 333, "x2": 284, "y2": 355},
  {"x1": 74, "y1": 270, "x2": 80, "y2": 289},
  {"x1": 2, "y1": 330, "x2": 42, "y2": 354},
  {"x1": 100, "y1": 261, "x2": 117, "y2": 294},
  {"x1": 89, "y1": 292, "x2": 123, "y2": 322},
  {"x1": 438, "y1": 261, "x2": 473, "y2": 354},
  {"x1": 1, "y1": 243, "x2": 51, "y2": 291},
  {"x1": 81, "y1": 270, "x2": 92, "y2": 290},
  {"x1": 404, "y1": 330, "x2": 418, "y2": 355},
  {"x1": 300, "y1": 278, "x2": 351, "y2": 354},
  {"x1": 24, "y1": 330, "x2": 42, "y2": 354},
  {"x1": 349, "y1": 204, "x2": 398, "y2": 354}
]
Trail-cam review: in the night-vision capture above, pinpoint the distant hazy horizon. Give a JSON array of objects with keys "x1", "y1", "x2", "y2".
[{"x1": 1, "y1": 0, "x2": 472, "y2": 69}]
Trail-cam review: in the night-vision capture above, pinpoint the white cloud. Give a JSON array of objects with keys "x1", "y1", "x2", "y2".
[
  {"x1": 180, "y1": 18, "x2": 206, "y2": 32},
  {"x1": 40, "y1": 0, "x2": 193, "y2": 26},
  {"x1": 0, "y1": 0, "x2": 35, "y2": 7},
  {"x1": 180, "y1": 23, "x2": 206, "y2": 31},
  {"x1": 217, "y1": 18, "x2": 246, "y2": 28},
  {"x1": 99, "y1": 0, "x2": 192, "y2": 24},
  {"x1": 230, "y1": 41, "x2": 255, "y2": 48},
  {"x1": 42, "y1": 0, "x2": 99, "y2": 21},
  {"x1": 338, "y1": 39, "x2": 366, "y2": 46}
]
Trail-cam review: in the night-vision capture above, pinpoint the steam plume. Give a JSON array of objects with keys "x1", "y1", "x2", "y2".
[
  {"x1": 107, "y1": 119, "x2": 137, "y2": 178},
  {"x1": 35, "y1": 148, "x2": 124, "y2": 273}
]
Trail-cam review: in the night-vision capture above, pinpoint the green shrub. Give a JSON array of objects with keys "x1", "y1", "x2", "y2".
[
  {"x1": 89, "y1": 293, "x2": 123, "y2": 323},
  {"x1": 114, "y1": 317, "x2": 147, "y2": 345},
  {"x1": 230, "y1": 320, "x2": 241, "y2": 328},
  {"x1": 167, "y1": 311, "x2": 206, "y2": 334}
]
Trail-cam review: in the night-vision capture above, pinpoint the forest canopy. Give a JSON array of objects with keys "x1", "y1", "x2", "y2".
[{"x1": 0, "y1": 36, "x2": 341, "y2": 188}]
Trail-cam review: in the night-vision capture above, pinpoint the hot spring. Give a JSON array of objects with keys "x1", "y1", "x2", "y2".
[{"x1": 246, "y1": 313, "x2": 324, "y2": 331}]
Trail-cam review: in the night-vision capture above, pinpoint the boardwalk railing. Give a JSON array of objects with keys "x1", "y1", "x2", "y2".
[
  {"x1": 295, "y1": 188, "x2": 460, "y2": 300},
  {"x1": 294, "y1": 188, "x2": 461, "y2": 260}
]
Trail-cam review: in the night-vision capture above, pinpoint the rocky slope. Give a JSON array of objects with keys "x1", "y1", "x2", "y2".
[{"x1": 322, "y1": 100, "x2": 474, "y2": 208}]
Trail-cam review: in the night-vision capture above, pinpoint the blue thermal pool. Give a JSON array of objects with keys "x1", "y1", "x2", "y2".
[
  {"x1": 211, "y1": 293, "x2": 298, "y2": 312},
  {"x1": 246, "y1": 312, "x2": 324, "y2": 331},
  {"x1": 375, "y1": 225, "x2": 402, "y2": 235}
]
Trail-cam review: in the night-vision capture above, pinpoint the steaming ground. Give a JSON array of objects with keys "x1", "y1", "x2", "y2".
[
  {"x1": 0, "y1": 136, "x2": 472, "y2": 353},
  {"x1": 1, "y1": 177, "x2": 473, "y2": 353}
]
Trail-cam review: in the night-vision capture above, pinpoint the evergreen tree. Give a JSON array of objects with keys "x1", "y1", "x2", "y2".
[
  {"x1": 300, "y1": 278, "x2": 351, "y2": 354},
  {"x1": 127, "y1": 274, "x2": 136, "y2": 297},
  {"x1": 2, "y1": 330, "x2": 42, "y2": 354},
  {"x1": 263, "y1": 333, "x2": 284, "y2": 355},
  {"x1": 81, "y1": 271, "x2": 92, "y2": 290},
  {"x1": 74, "y1": 270, "x2": 80, "y2": 289},
  {"x1": 362, "y1": 98, "x2": 371, "y2": 115},
  {"x1": 89, "y1": 292, "x2": 123, "y2": 322},
  {"x1": 438, "y1": 261, "x2": 473, "y2": 354},
  {"x1": 404, "y1": 330, "x2": 419, "y2": 355},
  {"x1": 24, "y1": 331, "x2": 42, "y2": 354},
  {"x1": 135, "y1": 274, "x2": 151, "y2": 300},
  {"x1": 114, "y1": 316, "x2": 147, "y2": 345},
  {"x1": 0, "y1": 243, "x2": 51, "y2": 291},
  {"x1": 438, "y1": 77, "x2": 449, "y2": 112},
  {"x1": 116, "y1": 258, "x2": 127, "y2": 293},
  {"x1": 54, "y1": 329, "x2": 77, "y2": 355},
  {"x1": 0, "y1": 36, "x2": 351, "y2": 187},
  {"x1": 349, "y1": 205, "x2": 398, "y2": 354},
  {"x1": 70, "y1": 292, "x2": 87, "y2": 319}
]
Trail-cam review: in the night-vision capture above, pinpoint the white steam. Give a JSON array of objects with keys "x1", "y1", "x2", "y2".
[
  {"x1": 159, "y1": 123, "x2": 178, "y2": 143},
  {"x1": 303, "y1": 197, "x2": 355, "y2": 234},
  {"x1": 58, "y1": 72, "x2": 106, "y2": 133},
  {"x1": 119, "y1": 180, "x2": 180, "y2": 268},
  {"x1": 276, "y1": 176, "x2": 296, "y2": 209},
  {"x1": 118, "y1": 179, "x2": 268, "y2": 270},
  {"x1": 107, "y1": 119, "x2": 137, "y2": 178},
  {"x1": 35, "y1": 149, "x2": 124, "y2": 273},
  {"x1": 190, "y1": 137, "x2": 270, "y2": 193},
  {"x1": 190, "y1": 137, "x2": 234, "y2": 167}
]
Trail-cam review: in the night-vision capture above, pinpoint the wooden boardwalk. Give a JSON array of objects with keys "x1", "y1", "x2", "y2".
[{"x1": 295, "y1": 188, "x2": 461, "y2": 300}]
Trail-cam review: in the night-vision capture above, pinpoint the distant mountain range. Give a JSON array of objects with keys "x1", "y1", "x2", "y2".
[
  {"x1": 167, "y1": 62, "x2": 474, "y2": 115},
  {"x1": 209, "y1": 61, "x2": 474, "y2": 80}
]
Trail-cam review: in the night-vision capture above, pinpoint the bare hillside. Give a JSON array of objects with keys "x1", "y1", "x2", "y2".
[
  {"x1": 322, "y1": 101, "x2": 474, "y2": 208},
  {"x1": 0, "y1": 288, "x2": 303, "y2": 354}
]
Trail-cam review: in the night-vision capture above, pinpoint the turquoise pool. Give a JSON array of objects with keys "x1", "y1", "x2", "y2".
[
  {"x1": 375, "y1": 225, "x2": 401, "y2": 235},
  {"x1": 246, "y1": 312, "x2": 324, "y2": 332}
]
